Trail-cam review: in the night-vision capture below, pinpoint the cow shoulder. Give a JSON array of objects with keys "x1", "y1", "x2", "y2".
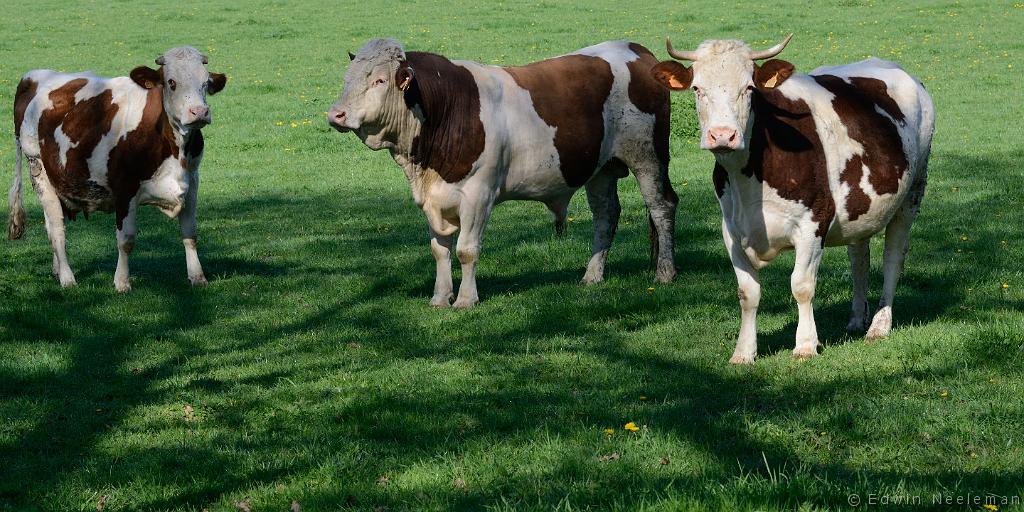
[
  {"x1": 625, "y1": 42, "x2": 670, "y2": 167},
  {"x1": 746, "y1": 89, "x2": 835, "y2": 239},
  {"x1": 813, "y1": 74, "x2": 908, "y2": 221},
  {"x1": 504, "y1": 53, "x2": 614, "y2": 188},
  {"x1": 107, "y1": 87, "x2": 180, "y2": 228},
  {"x1": 404, "y1": 51, "x2": 485, "y2": 184}
]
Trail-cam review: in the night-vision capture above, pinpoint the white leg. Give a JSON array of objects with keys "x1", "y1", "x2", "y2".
[
  {"x1": 113, "y1": 199, "x2": 138, "y2": 292},
  {"x1": 630, "y1": 161, "x2": 678, "y2": 283},
  {"x1": 581, "y1": 169, "x2": 620, "y2": 284},
  {"x1": 723, "y1": 220, "x2": 760, "y2": 364},
  {"x1": 846, "y1": 239, "x2": 870, "y2": 333},
  {"x1": 179, "y1": 169, "x2": 207, "y2": 286},
  {"x1": 452, "y1": 196, "x2": 494, "y2": 309},
  {"x1": 28, "y1": 159, "x2": 75, "y2": 287},
  {"x1": 867, "y1": 179, "x2": 925, "y2": 340},
  {"x1": 429, "y1": 228, "x2": 454, "y2": 307},
  {"x1": 791, "y1": 236, "x2": 824, "y2": 359}
]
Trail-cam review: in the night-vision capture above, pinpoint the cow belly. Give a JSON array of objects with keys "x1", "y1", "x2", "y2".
[
  {"x1": 500, "y1": 153, "x2": 578, "y2": 201},
  {"x1": 136, "y1": 158, "x2": 189, "y2": 218},
  {"x1": 825, "y1": 178, "x2": 912, "y2": 245}
]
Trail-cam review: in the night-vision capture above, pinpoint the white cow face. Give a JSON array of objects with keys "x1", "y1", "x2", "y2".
[
  {"x1": 652, "y1": 35, "x2": 795, "y2": 153},
  {"x1": 130, "y1": 46, "x2": 227, "y2": 135},
  {"x1": 327, "y1": 38, "x2": 414, "y2": 144}
]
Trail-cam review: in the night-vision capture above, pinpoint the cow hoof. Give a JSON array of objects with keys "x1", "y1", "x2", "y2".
[
  {"x1": 114, "y1": 281, "x2": 131, "y2": 293},
  {"x1": 792, "y1": 347, "x2": 819, "y2": 360},
  {"x1": 728, "y1": 353, "x2": 755, "y2": 365},
  {"x1": 655, "y1": 266, "x2": 677, "y2": 284},
  {"x1": 430, "y1": 294, "x2": 453, "y2": 308},
  {"x1": 846, "y1": 318, "x2": 869, "y2": 334},
  {"x1": 57, "y1": 273, "x2": 77, "y2": 289},
  {"x1": 865, "y1": 330, "x2": 888, "y2": 343},
  {"x1": 452, "y1": 297, "x2": 478, "y2": 309},
  {"x1": 580, "y1": 274, "x2": 603, "y2": 285},
  {"x1": 189, "y1": 275, "x2": 209, "y2": 287}
]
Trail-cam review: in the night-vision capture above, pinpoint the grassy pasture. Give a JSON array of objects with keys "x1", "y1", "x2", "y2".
[{"x1": 1, "y1": 0, "x2": 1023, "y2": 510}]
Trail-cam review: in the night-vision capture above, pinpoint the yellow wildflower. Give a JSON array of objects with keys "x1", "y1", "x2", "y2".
[{"x1": 624, "y1": 422, "x2": 640, "y2": 432}]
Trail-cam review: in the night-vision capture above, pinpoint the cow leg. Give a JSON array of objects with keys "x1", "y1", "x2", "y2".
[
  {"x1": 429, "y1": 228, "x2": 455, "y2": 307},
  {"x1": 452, "y1": 196, "x2": 494, "y2": 309},
  {"x1": 867, "y1": 179, "x2": 925, "y2": 340},
  {"x1": 791, "y1": 237, "x2": 824, "y2": 359},
  {"x1": 846, "y1": 239, "x2": 871, "y2": 333},
  {"x1": 723, "y1": 220, "x2": 760, "y2": 364},
  {"x1": 630, "y1": 160, "x2": 678, "y2": 283},
  {"x1": 179, "y1": 169, "x2": 207, "y2": 286},
  {"x1": 581, "y1": 168, "x2": 620, "y2": 284},
  {"x1": 27, "y1": 159, "x2": 76, "y2": 287},
  {"x1": 113, "y1": 199, "x2": 138, "y2": 293}
]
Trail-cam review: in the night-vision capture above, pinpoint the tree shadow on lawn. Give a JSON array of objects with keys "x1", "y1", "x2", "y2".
[{"x1": 1, "y1": 150, "x2": 1021, "y2": 509}]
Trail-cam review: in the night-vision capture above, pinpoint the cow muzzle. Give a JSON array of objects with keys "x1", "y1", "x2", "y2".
[
  {"x1": 704, "y1": 127, "x2": 742, "y2": 153},
  {"x1": 184, "y1": 105, "x2": 212, "y2": 129},
  {"x1": 327, "y1": 107, "x2": 356, "y2": 133}
]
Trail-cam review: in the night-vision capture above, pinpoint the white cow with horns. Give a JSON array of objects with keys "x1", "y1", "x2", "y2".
[{"x1": 650, "y1": 35, "x2": 934, "y2": 363}]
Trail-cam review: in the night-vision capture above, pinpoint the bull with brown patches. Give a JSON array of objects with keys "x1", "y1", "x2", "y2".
[
  {"x1": 8, "y1": 46, "x2": 227, "y2": 291},
  {"x1": 328, "y1": 38, "x2": 678, "y2": 308},
  {"x1": 652, "y1": 35, "x2": 934, "y2": 363}
]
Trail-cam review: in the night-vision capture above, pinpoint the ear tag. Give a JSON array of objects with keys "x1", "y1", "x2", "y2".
[
  {"x1": 763, "y1": 73, "x2": 779, "y2": 89},
  {"x1": 399, "y1": 75, "x2": 412, "y2": 91}
]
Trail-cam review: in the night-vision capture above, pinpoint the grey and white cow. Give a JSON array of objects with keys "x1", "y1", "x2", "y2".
[
  {"x1": 9, "y1": 46, "x2": 227, "y2": 290},
  {"x1": 651, "y1": 36, "x2": 934, "y2": 363},
  {"x1": 328, "y1": 38, "x2": 678, "y2": 308}
]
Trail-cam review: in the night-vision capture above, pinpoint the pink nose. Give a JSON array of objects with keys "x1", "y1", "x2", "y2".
[
  {"x1": 707, "y1": 127, "x2": 739, "y2": 149},
  {"x1": 189, "y1": 105, "x2": 210, "y2": 121},
  {"x1": 327, "y1": 109, "x2": 350, "y2": 131}
]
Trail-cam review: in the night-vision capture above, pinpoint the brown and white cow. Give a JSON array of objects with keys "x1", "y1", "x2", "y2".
[
  {"x1": 651, "y1": 36, "x2": 934, "y2": 363},
  {"x1": 327, "y1": 39, "x2": 678, "y2": 308},
  {"x1": 8, "y1": 46, "x2": 227, "y2": 291}
]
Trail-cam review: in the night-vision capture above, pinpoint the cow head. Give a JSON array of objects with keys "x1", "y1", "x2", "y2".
[
  {"x1": 130, "y1": 46, "x2": 227, "y2": 136},
  {"x1": 651, "y1": 35, "x2": 794, "y2": 153},
  {"x1": 327, "y1": 38, "x2": 415, "y2": 149}
]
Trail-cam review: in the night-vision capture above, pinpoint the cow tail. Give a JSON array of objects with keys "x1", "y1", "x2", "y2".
[
  {"x1": 8, "y1": 139, "x2": 26, "y2": 240},
  {"x1": 648, "y1": 213, "x2": 657, "y2": 269}
]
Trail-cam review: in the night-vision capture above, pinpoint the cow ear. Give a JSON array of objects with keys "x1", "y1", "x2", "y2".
[
  {"x1": 208, "y1": 73, "x2": 227, "y2": 95},
  {"x1": 130, "y1": 66, "x2": 161, "y2": 90},
  {"x1": 395, "y1": 65, "x2": 415, "y2": 91},
  {"x1": 348, "y1": 51, "x2": 356, "y2": 61},
  {"x1": 754, "y1": 59, "x2": 795, "y2": 89},
  {"x1": 651, "y1": 61, "x2": 693, "y2": 91}
]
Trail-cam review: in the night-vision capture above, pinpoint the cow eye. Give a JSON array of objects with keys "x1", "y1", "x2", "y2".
[
  {"x1": 372, "y1": 78, "x2": 386, "y2": 86},
  {"x1": 746, "y1": 85, "x2": 755, "y2": 92},
  {"x1": 167, "y1": 79, "x2": 177, "y2": 91}
]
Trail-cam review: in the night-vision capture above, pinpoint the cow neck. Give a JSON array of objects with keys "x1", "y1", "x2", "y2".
[
  {"x1": 379, "y1": 85, "x2": 423, "y2": 155},
  {"x1": 148, "y1": 88, "x2": 184, "y2": 164}
]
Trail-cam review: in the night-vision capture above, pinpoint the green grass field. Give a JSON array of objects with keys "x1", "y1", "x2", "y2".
[{"x1": 2, "y1": 1, "x2": 1023, "y2": 510}]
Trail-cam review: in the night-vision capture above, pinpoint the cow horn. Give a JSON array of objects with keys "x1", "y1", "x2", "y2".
[
  {"x1": 750, "y1": 33, "x2": 793, "y2": 60},
  {"x1": 665, "y1": 38, "x2": 698, "y2": 61}
]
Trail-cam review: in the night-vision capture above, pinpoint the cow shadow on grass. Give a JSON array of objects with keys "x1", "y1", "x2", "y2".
[{"x1": 2, "y1": 150, "x2": 1022, "y2": 510}]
